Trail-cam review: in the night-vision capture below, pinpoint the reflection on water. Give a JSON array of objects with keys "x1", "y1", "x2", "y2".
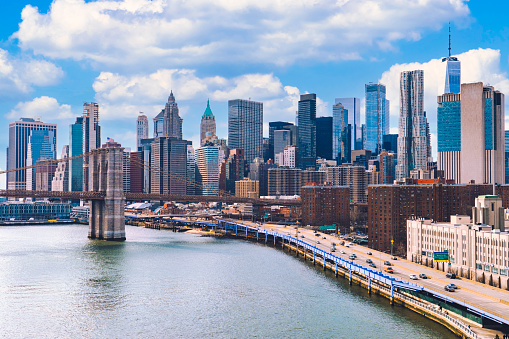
[
  {"x1": 0, "y1": 224, "x2": 455, "y2": 338},
  {"x1": 80, "y1": 241, "x2": 127, "y2": 311}
]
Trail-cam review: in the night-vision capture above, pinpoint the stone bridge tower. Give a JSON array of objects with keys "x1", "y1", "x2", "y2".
[{"x1": 88, "y1": 145, "x2": 126, "y2": 241}]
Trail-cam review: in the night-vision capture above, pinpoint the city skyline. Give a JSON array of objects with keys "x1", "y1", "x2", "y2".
[{"x1": 1, "y1": 1, "x2": 509, "y2": 184}]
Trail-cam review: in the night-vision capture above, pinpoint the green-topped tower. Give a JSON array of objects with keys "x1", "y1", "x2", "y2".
[{"x1": 200, "y1": 99, "x2": 216, "y2": 146}]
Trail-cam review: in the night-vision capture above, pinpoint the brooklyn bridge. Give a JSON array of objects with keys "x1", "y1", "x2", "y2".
[{"x1": 0, "y1": 144, "x2": 301, "y2": 241}]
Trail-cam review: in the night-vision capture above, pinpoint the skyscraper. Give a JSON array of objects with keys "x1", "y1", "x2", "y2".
[
  {"x1": 153, "y1": 91, "x2": 183, "y2": 139},
  {"x1": 437, "y1": 83, "x2": 505, "y2": 184},
  {"x1": 335, "y1": 97, "x2": 361, "y2": 150},
  {"x1": 273, "y1": 129, "x2": 291, "y2": 163},
  {"x1": 69, "y1": 117, "x2": 83, "y2": 191},
  {"x1": 316, "y1": 117, "x2": 333, "y2": 160},
  {"x1": 332, "y1": 102, "x2": 348, "y2": 163},
  {"x1": 365, "y1": 84, "x2": 389, "y2": 154},
  {"x1": 396, "y1": 70, "x2": 428, "y2": 181},
  {"x1": 7, "y1": 118, "x2": 57, "y2": 191},
  {"x1": 269, "y1": 121, "x2": 293, "y2": 160},
  {"x1": 505, "y1": 131, "x2": 509, "y2": 184},
  {"x1": 297, "y1": 93, "x2": 317, "y2": 170},
  {"x1": 26, "y1": 129, "x2": 57, "y2": 191},
  {"x1": 136, "y1": 113, "x2": 149, "y2": 150},
  {"x1": 228, "y1": 99, "x2": 263, "y2": 168},
  {"x1": 442, "y1": 25, "x2": 461, "y2": 94},
  {"x1": 187, "y1": 145, "x2": 196, "y2": 195},
  {"x1": 225, "y1": 149, "x2": 245, "y2": 194},
  {"x1": 200, "y1": 100, "x2": 216, "y2": 146},
  {"x1": 82, "y1": 102, "x2": 101, "y2": 191},
  {"x1": 150, "y1": 137, "x2": 188, "y2": 195},
  {"x1": 195, "y1": 144, "x2": 220, "y2": 196}
]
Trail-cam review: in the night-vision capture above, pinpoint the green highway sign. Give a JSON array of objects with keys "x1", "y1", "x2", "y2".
[{"x1": 434, "y1": 251, "x2": 449, "y2": 262}]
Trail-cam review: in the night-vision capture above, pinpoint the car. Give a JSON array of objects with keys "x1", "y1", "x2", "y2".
[
  {"x1": 446, "y1": 273, "x2": 456, "y2": 279},
  {"x1": 301, "y1": 235, "x2": 305, "y2": 238},
  {"x1": 316, "y1": 240, "x2": 320, "y2": 244},
  {"x1": 349, "y1": 255, "x2": 356, "y2": 260},
  {"x1": 347, "y1": 242, "x2": 354, "y2": 246},
  {"x1": 297, "y1": 231, "x2": 300, "y2": 233},
  {"x1": 384, "y1": 266, "x2": 394, "y2": 273},
  {"x1": 345, "y1": 245, "x2": 349, "y2": 248},
  {"x1": 340, "y1": 250, "x2": 346, "y2": 254},
  {"x1": 366, "y1": 259, "x2": 373, "y2": 263},
  {"x1": 391, "y1": 256, "x2": 398, "y2": 260},
  {"x1": 419, "y1": 273, "x2": 428, "y2": 279},
  {"x1": 367, "y1": 252, "x2": 372, "y2": 255},
  {"x1": 332, "y1": 242, "x2": 336, "y2": 246},
  {"x1": 315, "y1": 233, "x2": 320, "y2": 237},
  {"x1": 384, "y1": 261, "x2": 391, "y2": 266},
  {"x1": 448, "y1": 283, "x2": 458, "y2": 289},
  {"x1": 331, "y1": 248, "x2": 336, "y2": 252},
  {"x1": 351, "y1": 253, "x2": 357, "y2": 258},
  {"x1": 369, "y1": 263, "x2": 376, "y2": 268},
  {"x1": 409, "y1": 274, "x2": 418, "y2": 280},
  {"x1": 444, "y1": 284, "x2": 455, "y2": 292},
  {"x1": 323, "y1": 236, "x2": 326, "y2": 239}
]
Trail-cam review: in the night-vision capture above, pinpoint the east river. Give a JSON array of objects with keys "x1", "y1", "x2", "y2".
[{"x1": 0, "y1": 224, "x2": 455, "y2": 338}]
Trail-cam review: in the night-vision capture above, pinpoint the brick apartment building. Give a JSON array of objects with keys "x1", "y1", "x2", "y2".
[
  {"x1": 368, "y1": 183, "x2": 493, "y2": 254},
  {"x1": 301, "y1": 184, "x2": 350, "y2": 233}
]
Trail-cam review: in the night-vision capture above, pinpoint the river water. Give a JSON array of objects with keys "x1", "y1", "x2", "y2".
[{"x1": 0, "y1": 224, "x2": 454, "y2": 338}]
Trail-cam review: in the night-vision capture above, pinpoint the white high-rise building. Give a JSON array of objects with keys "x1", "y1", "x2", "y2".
[
  {"x1": 396, "y1": 70, "x2": 429, "y2": 181},
  {"x1": 284, "y1": 146, "x2": 297, "y2": 168},
  {"x1": 82, "y1": 102, "x2": 101, "y2": 191},
  {"x1": 195, "y1": 145, "x2": 220, "y2": 196},
  {"x1": 136, "y1": 113, "x2": 149, "y2": 150},
  {"x1": 187, "y1": 145, "x2": 196, "y2": 195},
  {"x1": 51, "y1": 145, "x2": 69, "y2": 192}
]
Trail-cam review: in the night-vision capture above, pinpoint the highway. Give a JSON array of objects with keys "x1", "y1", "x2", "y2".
[{"x1": 249, "y1": 222, "x2": 509, "y2": 323}]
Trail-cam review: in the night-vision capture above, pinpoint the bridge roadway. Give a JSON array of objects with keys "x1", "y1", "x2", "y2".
[
  {"x1": 246, "y1": 222, "x2": 509, "y2": 324},
  {"x1": 0, "y1": 190, "x2": 301, "y2": 206}
]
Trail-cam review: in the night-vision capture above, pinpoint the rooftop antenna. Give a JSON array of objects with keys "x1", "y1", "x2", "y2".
[{"x1": 448, "y1": 22, "x2": 451, "y2": 57}]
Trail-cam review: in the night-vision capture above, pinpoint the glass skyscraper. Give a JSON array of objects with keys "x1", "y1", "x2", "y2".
[
  {"x1": 297, "y1": 93, "x2": 317, "y2": 170},
  {"x1": 69, "y1": 117, "x2": 84, "y2": 192},
  {"x1": 332, "y1": 102, "x2": 348, "y2": 162},
  {"x1": 316, "y1": 117, "x2": 333, "y2": 160},
  {"x1": 396, "y1": 70, "x2": 428, "y2": 181},
  {"x1": 364, "y1": 84, "x2": 389, "y2": 154},
  {"x1": 228, "y1": 99, "x2": 263, "y2": 168},
  {"x1": 7, "y1": 118, "x2": 57, "y2": 191},
  {"x1": 25, "y1": 129, "x2": 56, "y2": 191},
  {"x1": 443, "y1": 56, "x2": 461, "y2": 94},
  {"x1": 335, "y1": 97, "x2": 361, "y2": 150}
]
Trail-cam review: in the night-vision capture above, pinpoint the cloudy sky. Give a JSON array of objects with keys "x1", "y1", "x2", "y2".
[{"x1": 1, "y1": 0, "x2": 509, "y2": 179}]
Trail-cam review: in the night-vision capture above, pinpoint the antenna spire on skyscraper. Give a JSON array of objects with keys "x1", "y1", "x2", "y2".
[{"x1": 448, "y1": 22, "x2": 451, "y2": 57}]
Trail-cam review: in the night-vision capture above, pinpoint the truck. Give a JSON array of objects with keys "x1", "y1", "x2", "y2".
[{"x1": 384, "y1": 266, "x2": 394, "y2": 274}]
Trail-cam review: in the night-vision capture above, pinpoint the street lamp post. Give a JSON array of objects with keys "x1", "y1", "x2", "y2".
[{"x1": 391, "y1": 239, "x2": 394, "y2": 257}]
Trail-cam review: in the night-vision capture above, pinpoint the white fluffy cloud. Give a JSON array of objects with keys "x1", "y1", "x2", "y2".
[
  {"x1": 379, "y1": 48, "x2": 509, "y2": 156},
  {"x1": 14, "y1": 0, "x2": 470, "y2": 68},
  {"x1": 93, "y1": 69, "x2": 322, "y2": 124},
  {"x1": 6, "y1": 96, "x2": 73, "y2": 120},
  {"x1": 0, "y1": 49, "x2": 64, "y2": 95}
]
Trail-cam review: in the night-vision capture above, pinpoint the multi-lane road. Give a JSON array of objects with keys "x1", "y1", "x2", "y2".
[{"x1": 249, "y1": 222, "x2": 509, "y2": 324}]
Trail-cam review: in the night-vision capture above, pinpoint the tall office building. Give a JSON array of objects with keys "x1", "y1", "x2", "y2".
[
  {"x1": 26, "y1": 129, "x2": 57, "y2": 190},
  {"x1": 69, "y1": 117, "x2": 84, "y2": 191},
  {"x1": 225, "y1": 149, "x2": 245, "y2": 194},
  {"x1": 129, "y1": 151, "x2": 144, "y2": 193},
  {"x1": 195, "y1": 145, "x2": 221, "y2": 196},
  {"x1": 51, "y1": 145, "x2": 69, "y2": 192},
  {"x1": 332, "y1": 102, "x2": 348, "y2": 163},
  {"x1": 136, "y1": 113, "x2": 149, "y2": 150},
  {"x1": 396, "y1": 70, "x2": 428, "y2": 181},
  {"x1": 437, "y1": 83, "x2": 505, "y2": 184},
  {"x1": 273, "y1": 129, "x2": 291, "y2": 164},
  {"x1": 365, "y1": 84, "x2": 389, "y2": 154},
  {"x1": 82, "y1": 102, "x2": 101, "y2": 191},
  {"x1": 228, "y1": 99, "x2": 263, "y2": 168},
  {"x1": 153, "y1": 91, "x2": 183, "y2": 139},
  {"x1": 200, "y1": 100, "x2": 216, "y2": 146},
  {"x1": 442, "y1": 25, "x2": 461, "y2": 94},
  {"x1": 269, "y1": 121, "x2": 293, "y2": 160},
  {"x1": 187, "y1": 145, "x2": 196, "y2": 195},
  {"x1": 316, "y1": 117, "x2": 333, "y2": 160},
  {"x1": 7, "y1": 118, "x2": 57, "y2": 191},
  {"x1": 335, "y1": 97, "x2": 361, "y2": 150},
  {"x1": 150, "y1": 137, "x2": 188, "y2": 195},
  {"x1": 297, "y1": 93, "x2": 317, "y2": 170},
  {"x1": 505, "y1": 131, "x2": 509, "y2": 184}
]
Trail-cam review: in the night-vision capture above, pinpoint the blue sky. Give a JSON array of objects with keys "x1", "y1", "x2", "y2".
[{"x1": 1, "y1": 0, "x2": 509, "y2": 179}]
